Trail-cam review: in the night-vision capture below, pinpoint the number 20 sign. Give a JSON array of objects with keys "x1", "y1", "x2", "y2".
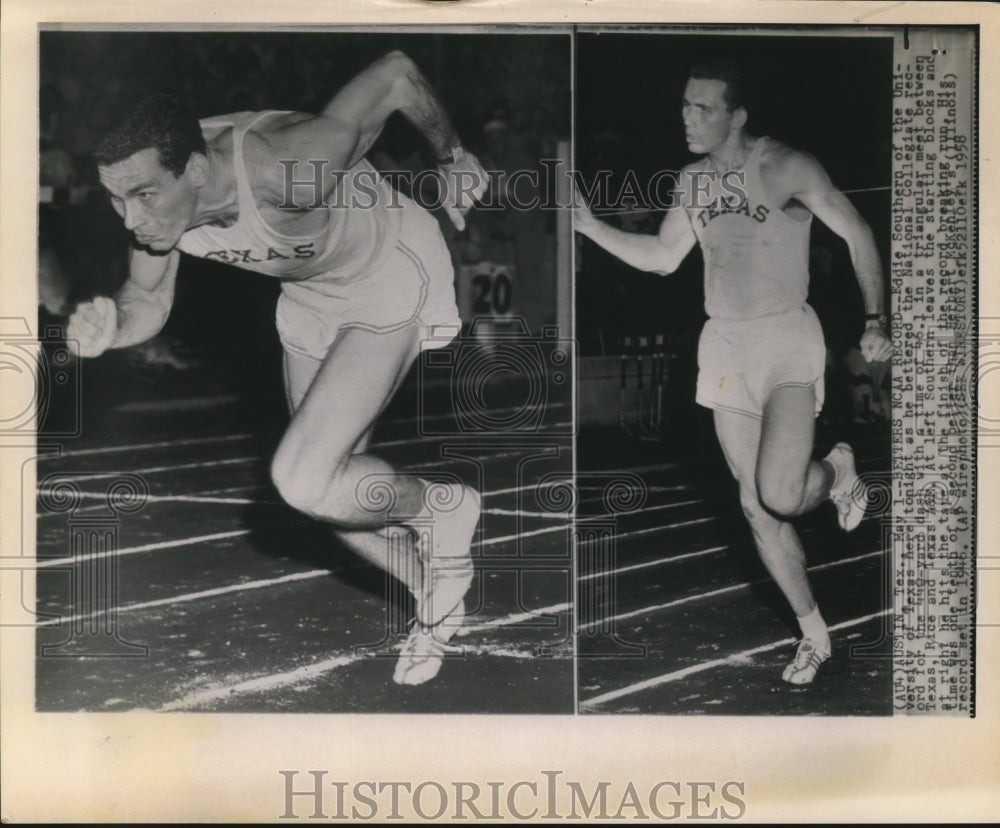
[{"x1": 457, "y1": 261, "x2": 517, "y2": 321}]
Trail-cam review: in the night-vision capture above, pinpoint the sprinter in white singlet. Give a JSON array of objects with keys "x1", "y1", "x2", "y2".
[
  {"x1": 67, "y1": 52, "x2": 489, "y2": 686},
  {"x1": 576, "y1": 58, "x2": 893, "y2": 685}
]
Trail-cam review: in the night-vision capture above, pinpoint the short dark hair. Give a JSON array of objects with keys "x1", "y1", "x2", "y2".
[
  {"x1": 93, "y1": 92, "x2": 207, "y2": 177},
  {"x1": 689, "y1": 58, "x2": 750, "y2": 113}
]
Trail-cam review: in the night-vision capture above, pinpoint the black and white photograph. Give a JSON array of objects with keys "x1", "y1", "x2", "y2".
[
  {"x1": 0, "y1": 2, "x2": 996, "y2": 824},
  {"x1": 575, "y1": 30, "x2": 899, "y2": 715},
  {"x1": 33, "y1": 28, "x2": 574, "y2": 714}
]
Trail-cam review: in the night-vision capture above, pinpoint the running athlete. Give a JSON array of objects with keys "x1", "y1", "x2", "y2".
[
  {"x1": 575, "y1": 58, "x2": 893, "y2": 684},
  {"x1": 66, "y1": 51, "x2": 489, "y2": 686}
]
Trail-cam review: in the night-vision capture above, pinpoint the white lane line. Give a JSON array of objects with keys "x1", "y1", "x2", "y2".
[
  {"x1": 36, "y1": 477, "x2": 552, "y2": 521},
  {"x1": 577, "y1": 545, "x2": 730, "y2": 581},
  {"x1": 578, "y1": 484, "x2": 692, "y2": 494},
  {"x1": 36, "y1": 489, "x2": 705, "y2": 569},
  {"x1": 580, "y1": 609, "x2": 892, "y2": 709},
  {"x1": 398, "y1": 448, "x2": 567, "y2": 471},
  {"x1": 153, "y1": 653, "x2": 361, "y2": 712},
  {"x1": 153, "y1": 624, "x2": 574, "y2": 713},
  {"x1": 481, "y1": 524, "x2": 568, "y2": 547},
  {"x1": 485, "y1": 508, "x2": 571, "y2": 520},
  {"x1": 591, "y1": 462, "x2": 679, "y2": 475},
  {"x1": 373, "y1": 421, "x2": 572, "y2": 450},
  {"x1": 36, "y1": 530, "x2": 254, "y2": 569},
  {"x1": 49, "y1": 402, "x2": 573, "y2": 460},
  {"x1": 35, "y1": 479, "x2": 572, "y2": 568},
  {"x1": 113, "y1": 395, "x2": 239, "y2": 413},
  {"x1": 578, "y1": 517, "x2": 717, "y2": 545},
  {"x1": 488, "y1": 479, "x2": 566, "y2": 498},
  {"x1": 43, "y1": 455, "x2": 259, "y2": 484},
  {"x1": 36, "y1": 485, "x2": 270, "y2": 519},
  {"x1": 35, "y1": 527, "x2": 571, "y2": 624},
  {"x1": 457, "y1": 602, "x2": 571, "y2": 635},
  {"x1": 37, "y1": 489, "x2": 275, "y2": 507},
  {"x1": 38, "y1": 433, "x2": 256, "y2": 461},
  {"x1": 39, "y1": 424, "x2": 558, "y2": 482},
  {"x1": 147, "y1": 602, "x2": 571, "y2": 711},
  {"x1": 577, "y1": 512, "x2": 878, "y2": 565},
  {"x1": 577, "y1": 511, "x2": 883, "y2": 584},
  {"x1": 577, "y1": 548, "x2": 887, "y2": 632},
  {"x1": 39, "y1": 473, "x2": 692, "y2": 518},
  {"x1": 36, "y1": 569, "x2": 329, "y2": 627},
  {"x1": 35, "y1": 519, "x2": 565, "y2": 573},
  {"x1": 573, "y1": 499, "x2": 705, "y2": 518}
]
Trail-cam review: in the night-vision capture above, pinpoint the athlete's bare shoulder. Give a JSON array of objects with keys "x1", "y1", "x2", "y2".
[
  {"x1": 759, "y1": 138, "x2": 829, "y2": 204},
  {"x1": 233, "y1": 113, "x2": 316, "y2": 210},
  {"x1": 243, "y1": 111, "x2": 358, "y2": 209},
  {"x1": 675, "y1": 157, "x2": 711, "y2": 209}
]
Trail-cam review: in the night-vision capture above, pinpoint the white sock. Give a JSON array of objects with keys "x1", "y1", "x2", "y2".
[{"x1": 797, "y1": 605, "x2": 829, "y2": 646}]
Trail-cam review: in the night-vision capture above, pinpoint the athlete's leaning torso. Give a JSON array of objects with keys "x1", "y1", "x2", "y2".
[
  {"x1": 177, "y1": 111, "x2": 403, "y2": 291},
  {"x1": 684, "y1": 136, "x2": 812, "y2": 321}
]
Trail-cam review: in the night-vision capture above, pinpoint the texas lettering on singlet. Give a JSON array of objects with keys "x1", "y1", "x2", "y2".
[
  {"x1": 683, "y1": 136, "x2": 812, "y2": 321},
  {"x1": 177, "y1": 111, "x2": 402, "y2": 297}
]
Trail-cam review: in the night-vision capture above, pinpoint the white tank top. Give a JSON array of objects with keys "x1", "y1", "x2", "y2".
[
  {"x1": 686, "y1": 136, "x2": 812, "y2": 320},
  {"x1": 177, "y1": 111, "x2": 401, "y2": 288}
]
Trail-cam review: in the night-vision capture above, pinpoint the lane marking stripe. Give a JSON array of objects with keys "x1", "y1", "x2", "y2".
[
  {"x1": 458, "y1": 602, "x2": 571, "y2": 635},
  {"x1": 36, "y1": 569, "x2": 327, "y2": 626},
  {"x1": 43, "y1": 455, "x2": 259, "y2": 483},
  {"x1": 36, "y1": 485, "x2": 269, "y2": 519},
  {"x1": 580, "y1": 608, "x2": 892, "y2": 709},
  {"x1": 577, "y1": 545, "x2": 730, "y2": 581},
  {"x1": 153, "y1": 615, "x2": 573, "y2": 713},
  {"x1": 37, "y1": 489, "x2": 273, "y2": 507},
  {"x1": 35, "y1": 496, "x2": 707, "y2": 568},
  {"x1": 43, "y1": 403, "x2": 572, "y2": 461},
  {"x1": 36, "y1": 530, "x2": 254, "y2": 569},
  {"x1": 577, "y1": 548, "x2": 886, "y2": 632},
  {"x1": 578, "y1": 517, "x2": 716, "y2": 543},
  {"x1": 485, "y1": 508, "x2": 571, "y2": 520},
  {"x1": 154, "y1": 653, "x2": 361, "y2": 712},
  {"x1": 38, "y1": 433, "x2": 255, "y2": 460}
]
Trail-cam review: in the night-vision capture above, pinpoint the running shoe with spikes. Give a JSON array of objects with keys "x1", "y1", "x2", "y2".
[
  {"x1": 824, "y1": 442, "x2": 868, "y2": 532},
  {"x1": 392, "y1": 600, "x2": 466, "y2": 686},
  {"x1": 781, "y1": 637, "x2": 831, "y2": 685}
]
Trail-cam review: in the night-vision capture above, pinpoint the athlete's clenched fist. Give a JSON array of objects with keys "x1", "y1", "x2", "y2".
[
  {"x1": 859, "y1": 323, "x2": 892, "y2": 364},
  {"x1": 66, "y1": 295, "x2": 118, "y2": 358},
  {"x1": 438, "y1": 148, "x2": 489, "y2": 232}
]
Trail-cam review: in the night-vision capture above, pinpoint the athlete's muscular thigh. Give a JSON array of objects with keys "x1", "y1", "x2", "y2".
[
  {"x1": 756, "y1": 385, "x2": 815, "y2": 516},
  {"x1": 283, "y1": 349, "x2": 323, "y2": 413},
  {"x1": 272, "y1": 325, "x2": 421, "y2": 508}
]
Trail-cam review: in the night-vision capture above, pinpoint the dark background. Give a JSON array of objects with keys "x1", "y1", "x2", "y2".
[
  {"x1": 39, "y1": 31, "x2": 570, "y2": 357},
  {"x1": 41, "y1": 30, "x2": 569, "y2": 170},
  {"x1": 575, "y1": 32, "x2": 894, "y2": 358}
]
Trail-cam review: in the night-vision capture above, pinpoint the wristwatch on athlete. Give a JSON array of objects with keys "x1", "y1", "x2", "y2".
[
  {"x1": 865, "y1": 312, "x2": 888, "y2": 328},
  {"x1": 436, "y1": 145, "x2": 465, "y2": 166}
]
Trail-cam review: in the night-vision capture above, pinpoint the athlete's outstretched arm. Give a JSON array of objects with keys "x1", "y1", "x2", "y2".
[
  {"x1": 66, "y1": 247, "x2": 179, "y2": 357},
  {"x1": 320, "y1": 51, "x2": 460, "y2": 166},
  {"x1": 786, "y1": 152, "x2": 892, "y2": 363},
  {"x1": 575, "y1": 191, "x2": 697, "y2": 276},
  {"x1": 267, "y1": 51, "x2": 486, "y2": 228}
]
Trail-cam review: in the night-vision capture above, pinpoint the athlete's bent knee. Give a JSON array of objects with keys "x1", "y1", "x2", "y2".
[
  {"x1": 757, "y1": 476, "x2": 806, "y2": 518},
  {"x1": 270, "y1": 447, "x2": 350, "y2": 521},
  {"x1": 738, "y1": 488, "x2": 768, "y2": 526},
  {"x1": 271, "y1": 456, "x2": 319, "y2": 516}
]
